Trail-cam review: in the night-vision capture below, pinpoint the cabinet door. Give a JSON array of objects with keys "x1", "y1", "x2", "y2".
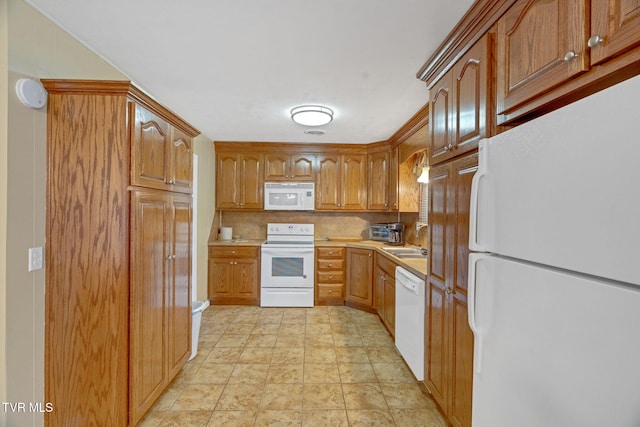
[
  {"x1": 448, "y1": 154, "x2": 477, "y2": 427},
  {"x1": 130, "y1": 191, "x2": 170, "y2": 422},
  {"x1": 131, "y1": 103, "x2": 170, "y2": 189},
  {"x1": 234, "y1": 258, "x2": 260, "y2": 301},
  {"x1": 426, "y1": 163, "x2": 450, "y2": 410},
  {"x1": 216, "y1": 153, "x2": 239, "y2": 209},
  {"x1": 264, "y1": 153, "x2": 289, "y2": 181},
  {"x1": 429, "y1": 72, "x2": 453, "y2": 165},
  {"x1": 316, "y1": 155, "x2": 340, "y2": 209},
  {"x1": 168, "y1": 127, "x2": 193, "y2": 193},
  {"x1": 496, "y1": 0, "x2": 589, "y2": 115},
  {"x1": 368, "y1": 151, "x2": 390, "y2": 210},
  {"x1": 290, "y1": 155, "x2": 315, "y2": 180},
  {"x1": 346, "y1": 248, "x2": 374, "y2": 308},
  {"x1": 383, "y1": 274, "x2": 395, "y2": 336},
  {"x1": 590, "y1": 0, "x2": 640, "y2": 65},
  {"x1": 341, "y1": 154, "x2": 367, "y2": 210},
  {"x1": 239, "y1": 154, "x2": 263, "y2": 209},
  {"x1": 209, "y1": 258, "x2": 233, "y2": 299},
  {"x1": 167, "y1": 196, "x2": 192, "y2": 378},
  {"x1": 452, "y1": 34, "x2": 491, "y2": 158},
  {"x1": 388, "y1": 147, "x2": 399, "y2": 210}
]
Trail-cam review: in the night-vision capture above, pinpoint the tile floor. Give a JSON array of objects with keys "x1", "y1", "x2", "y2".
[{"x1": 140, "y1": 305, "x2": 446, "y2": 426}]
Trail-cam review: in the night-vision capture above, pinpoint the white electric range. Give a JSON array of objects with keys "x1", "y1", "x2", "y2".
[{"x1": 260, "y1": 223, "x2": 314, "y2": 307}]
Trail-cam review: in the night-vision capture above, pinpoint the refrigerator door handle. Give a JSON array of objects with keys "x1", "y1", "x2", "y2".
[
  {"x1": 468, "y1": 252, "x2": 485, "y2": 374},
  {"x1": 469, "y1": 139, "x2": 489, "y2": 252}
]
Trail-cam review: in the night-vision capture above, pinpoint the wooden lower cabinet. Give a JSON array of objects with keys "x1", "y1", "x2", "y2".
[
  {"x1": 345, "y1": 247, "x2": 374, "y2": 311},
  {"x1": 374, "y1": 253, "x2": 397, "y2": 336},
  {"x1": 129, "y1": 190, "x2": 192, "y2": 425},
  {"x1": 426, "y1": 152, "x2": 477, "y2": 427},
  {"x1": 208, "y1": 246, "x2": 260, "y2": 305},
  {"x1": 315, "y1": 246, "x2": 345, "y2": 305}
]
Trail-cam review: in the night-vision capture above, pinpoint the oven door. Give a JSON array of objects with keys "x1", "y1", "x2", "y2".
[{"x1": 261, "y1": 245, "x2": 314, "y2": 288}]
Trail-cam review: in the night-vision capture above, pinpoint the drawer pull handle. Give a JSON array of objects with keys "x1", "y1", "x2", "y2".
[
  {"x1": 587, "y1": 35, "x2": 603, "y2": 48},
  {"x1": 563, "y1": 50, "x2": 577, "y2": 61}
]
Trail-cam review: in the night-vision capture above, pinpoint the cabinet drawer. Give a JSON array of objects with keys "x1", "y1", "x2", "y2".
[
  {"x1": 317, "y1": 247, "x2": 344, "y2": 258},
  {"x1": 318, "y1": 284, "x2": 343, "y2": 299},
  {"x1": 377, "y1": 253, "x2": 398, "y2": 277},
  {"x1": 318, "y1": 259, "x2": 345, "y2": 271},
  {"x1": 209, "y1": 246, "x2": 260, "y2": 258},
  {"x1": 317, "y1": 271, "x2": 344, "y2": 284}
]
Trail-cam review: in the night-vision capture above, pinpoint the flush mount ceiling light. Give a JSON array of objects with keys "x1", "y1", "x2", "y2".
[{"x1": 291, "y1": 105, "x2": 333, "y2": 126}]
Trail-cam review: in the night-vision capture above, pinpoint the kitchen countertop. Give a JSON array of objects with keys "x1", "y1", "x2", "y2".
[{"x1": 209, "y1": 238, "x2": 428, "y2": 278}]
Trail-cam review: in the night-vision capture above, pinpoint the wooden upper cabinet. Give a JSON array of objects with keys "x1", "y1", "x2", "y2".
[
  {"x1": 264, "y1": 153, "x2": 315, "y2": 181},
  {"x1": 429, "y1": 34, "x2": 492, "y2": 166},
  {"x1": 131, "y1": 103, "x2": 193, "y2": 193},
  {"x1": 316, "y1": 153, "x2": 367, "y2": 211},
  {"x1": 168, "y1": 127, "x2": 193, "y2": 192},
  {"x1": 496, "y1": 0, "x2": 590, "y2": 116},
  {"x1": 367, "y1": 151, "x2": 391, "y2": 210},
  {"x1": 590, "y1": 0, "x2": 640, "y2": 66},
  {"x1": 216, "y1": 153, "x2": 263, "y2": 209}
]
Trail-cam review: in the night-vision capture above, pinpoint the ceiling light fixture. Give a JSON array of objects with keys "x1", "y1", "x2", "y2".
[{"x1": 291, "y1": 105, "x2": 333, "y2": 126}]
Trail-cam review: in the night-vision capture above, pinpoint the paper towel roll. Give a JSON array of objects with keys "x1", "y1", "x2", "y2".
[{"x1": 221, "y1": 227, "x2": 233, "y2": 240}]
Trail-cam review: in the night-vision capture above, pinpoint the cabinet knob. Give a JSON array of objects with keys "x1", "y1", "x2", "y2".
[
  {"x1": 368, "y1": 253, "x2": 372, "y2": 257},
  {"x1": 328, "y1": 275, "x2": 333, "y2": 279},
  {"x1": 445, "y1": 287, "x2": 452, "y2": 295},
  {"x1": 328, "y1": 289, "x2": 333, "y2": 294},
  {"x1": 563, "y1": 50, "x2": 578, "y2": 61},
  {"x1": 328, "y1": 263, "x2": 333, "y2": 267},
  {"x1": 588, "y1": 35, "x2": 604, "y2": 48}
]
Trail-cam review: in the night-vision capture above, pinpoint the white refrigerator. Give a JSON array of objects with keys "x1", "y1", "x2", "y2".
[{"x1": 468, "y1": 75, "x2": 640, "y2": 427}]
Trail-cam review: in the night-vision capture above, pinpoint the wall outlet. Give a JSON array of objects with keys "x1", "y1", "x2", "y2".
[{"x1": 28, "y1": 247, "x2": 43, "y2": 272}]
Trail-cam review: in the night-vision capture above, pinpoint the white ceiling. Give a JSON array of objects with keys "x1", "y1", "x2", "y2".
[{"x1": 26, "y1": 0, "x2": 474, "y2": 143}]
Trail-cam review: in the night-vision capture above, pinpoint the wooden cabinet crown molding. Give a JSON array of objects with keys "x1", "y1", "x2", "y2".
[
  {"x1": 416, "y1": 0, "x2": 517, "y2": 88},
  {"x1": 214, "y1": 141, "x2": 370, "y2": 154},
  {"x1": 41, "y1": 79, "x2": 200, "y2": 137}
]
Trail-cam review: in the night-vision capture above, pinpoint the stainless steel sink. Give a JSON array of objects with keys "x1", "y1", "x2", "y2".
[{"x1": 381, "y1": 247, "x2": 428, "y2": 259}]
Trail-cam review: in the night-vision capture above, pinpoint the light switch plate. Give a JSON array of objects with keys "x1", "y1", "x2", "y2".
[{"x1": 29, "y1": 247, "x2": 43, "y2": 272}]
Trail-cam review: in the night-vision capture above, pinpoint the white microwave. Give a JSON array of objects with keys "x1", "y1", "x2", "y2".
[{"x1": 264, "y1": 182, "x2": 315, "y2": 211}]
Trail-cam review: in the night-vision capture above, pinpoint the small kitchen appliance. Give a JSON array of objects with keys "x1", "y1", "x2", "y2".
[
  {"x1": 261, "y1": 223, "x2": 314, "y2": 307},
  {"x1": 387, "y1": 222, "x2": 405, "y2": 246},
  {"x1": 264, "y1": 182, "x2": 314, "y2": 211},
  {"x1": 369, "y1": 224, "x2": 390, "y2": 242}
]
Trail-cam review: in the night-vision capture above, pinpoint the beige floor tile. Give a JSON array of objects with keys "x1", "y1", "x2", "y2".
[
  {"x1": 238, "y1": 347, "x2": 274, "y2": 364},
  {"x1": 229, "y1": 363, "x2": 270, "y2": 384},
  {"x1": 207, "y1": 410, "x2": 256, "y2": 427},
  {"x1": 154, "y1": 410, "x2": 213, "y2": 426},
  {"x1": 366, "y1": 347, "x2": 403, "y2": 364},
  {"x1": 361, "y1": 333, "x2": 395, "y2": 347},
  {"x1": 304, "y1": 363, "x2": 341, "y2": 383},
  {"x1": 302, "y1": 409, "x2": 349, "y2": 426},
  {"x1": 302, "y1": 383, "x2": 345, "y2": 410},
  {"x1": 259, "y1": 383, "x2": 304, "y2": 410},
  {"x1": 215, "y1": 384, "x2": 265, "y2": 410},
  {"x1": 380, "y1": 383, "x2": 434, "y2": 409},
  {"x1": 215, "y1": 333, "x2": 250, "y2": 348},
  {"x1": 390, "y1": 408, "x2": 446, "y2": 427},
  {"x1": 335, "y1": 346, "x2": 370, "y2": 364},
  {"x1": 371, "y1": 362, "x2": 416, "y2": 383},
  {"x1": 276, "y1": 334, "x2": 306, "y2": 348},
  {"x1": 197, "y1": 334, "x2": 222, "y2": 350},
  {"x1": 245, "y1": 334, "x2": 278, "y2": 348},
  {"x1": 330, "y1": 323, "x2": 358, "y2": 333},
  {"x1": 305, "y1": 334, "x2": 334, "y2": 347},
  {"x1": 204, "y1": 347, "x2": 243, "y2": 364},
  {"x1": 306, "y1": 323, "x2": 333, "y2": 335},
  {"x1": 193, "y1": 363, "x2": 235, "y2": 384},
  {"x1": 279, "y1": 323, "x2": 306, "y2": 335},
  {"x1": 338, "y1": 363, "x2": 378, "y2": 383},
  {"x1": 254, "y1": 410, "x2": 302, "y2": 426},
  {"x1": 333, "y1": 332, "x2": 364, "y2": 347},
  {"x1": 267, "y1": 364, "x2": 304, "y2": 383},
  {"x1": 148, "y1": 383, "x2": 185, "y2": 411},
  {"x1": 347, "y1": 409, "x2": 396, "y2": 426},
  {"x1": 233, "y1": 314, "x2": 260, "y2": 323},
  {"x1": 257, "y1": 313, "x2": 284, "y2": 324},
  {"x1": 281, "y1": 313, "x2": 306, "y2": 324},
  {"x1": 272, "y1": 347, "x2": 305, "y2": 364},
  {"x1": 172, "y1": 383, "x2": 225, "y2": 411},
  {"x1": 305, "y1": 346, "x2": 337, "y2": 364},
  {"x1": 342, "y1": 383, "x2": 388, "y2": 410},
  {"x1": 225, "y1": 323, "x2": 256, "y2": 335},
  {"x1": 252, "y1": 322, "x2": 281, "y2": 335}
]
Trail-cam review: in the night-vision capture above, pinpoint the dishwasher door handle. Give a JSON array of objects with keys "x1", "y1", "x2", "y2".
[{"x1": 398, "y1": 279, "x2": 419, "y2": 294}]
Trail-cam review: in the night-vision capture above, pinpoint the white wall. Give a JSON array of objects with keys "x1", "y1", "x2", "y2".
[{"x1": 2, "y1": 1, "x2": 214, "y2": 425}]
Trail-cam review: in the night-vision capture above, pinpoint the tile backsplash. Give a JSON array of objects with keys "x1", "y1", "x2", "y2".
[{"x1": 210, "y1": 211, "x2": 427, "y2": 248}]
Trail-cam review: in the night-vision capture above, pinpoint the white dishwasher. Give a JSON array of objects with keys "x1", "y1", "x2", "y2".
[{"x1": 395, "y1": 266, "x2": 425, "y2": 381}]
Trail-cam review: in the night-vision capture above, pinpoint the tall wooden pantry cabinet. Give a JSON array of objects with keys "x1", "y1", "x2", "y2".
[{"x1": 42, "y1": 80, "x2": 199, "y2": 426}]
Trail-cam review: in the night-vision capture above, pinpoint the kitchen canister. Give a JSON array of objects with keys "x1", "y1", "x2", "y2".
[{"x1": 221, "y1": 227, "x2": 233, "y2": 240}]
